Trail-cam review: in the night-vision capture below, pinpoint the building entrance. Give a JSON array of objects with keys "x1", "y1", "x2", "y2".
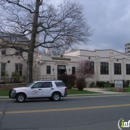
[{"x1": 57, "y1": 65, "x2": 66, "y2": 79}]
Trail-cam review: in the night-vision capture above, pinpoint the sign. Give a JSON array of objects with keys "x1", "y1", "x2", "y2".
[
  {"x1": 118, "y1": 118, "x2": 130, "y2": 130},
  {"x1": 52, "y1": 57, "x2": 71, "y2": 61},
  {"x1": 114, "y1": 80, "x2": 124, "y2": 88},
  {"x1": 58, "y1": 65, "x2": 66, "y2": 69}
]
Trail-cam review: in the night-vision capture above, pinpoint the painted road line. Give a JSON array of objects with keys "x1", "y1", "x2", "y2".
[{"x1": 0, "y1": 104, "x2": 129, "y2": 115}]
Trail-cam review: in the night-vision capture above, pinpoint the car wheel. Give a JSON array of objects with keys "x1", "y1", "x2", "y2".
[
  {"x1": 52, "y1": 92, "x2": 61, "y2": 101},
  {"x1": 16, "y1": 93, "x2": 25, "y2": 103}
]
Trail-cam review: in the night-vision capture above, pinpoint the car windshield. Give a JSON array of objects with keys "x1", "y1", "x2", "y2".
[{"x1": 26, "y1": 82, "x2": 35, "y2": 87}]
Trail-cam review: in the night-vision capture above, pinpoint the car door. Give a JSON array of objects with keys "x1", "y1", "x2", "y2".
[
  {"x1": 27, "y1": 82, "x2": 43, "y2": 98},
  {"x1": 42, "y1": 82, "x2": 54, "y2": 97}
]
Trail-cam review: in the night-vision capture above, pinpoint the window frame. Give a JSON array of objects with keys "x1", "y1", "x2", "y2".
[
  {"x1": 89, "y1": 61, "x2": 94, "y2": 72},
  {"x1": 72, "y1": 67, "x2": 75, "y2": 74},
  {"x1": 15, "y1": 63, "x2": 23, "y2": 76},
  {"x1": 46, "y1": 66, "x2": 51, "y2": 74},
  {"x1": 100, "y1": 62, "x2": 109, "y2": 74},
  {"x1": 114, "y1": 63, "x2": 121, "y2": 75},
  {"x1": 1, "y1": 48, "x2": 6, "y2": 55},
  {"x1": 126, "y1": 64, "x2": 130, "y2": 75},
  {"x1": 1, "y1": 63, "x2": 6, "y2": 76}
]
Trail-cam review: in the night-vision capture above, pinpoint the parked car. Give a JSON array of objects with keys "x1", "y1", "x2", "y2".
[{"x1": 9, "y1": 80, "x2": 68, "y2": 102}]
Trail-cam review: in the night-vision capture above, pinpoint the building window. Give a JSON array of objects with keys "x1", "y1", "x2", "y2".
[
  {"x1": 114, "y1": 63, "x2": 121, "y2": 75},
  {"x1": 15, "y1": 50, "x2": 22, "y2": 56},
  {"x1": 46, "y1": 66, "x2": 51, "y2": 74},
  {"x1": 100, "y1": 62, "x2": 109, "y2": 74},
  {"x1": 1, "y1": 48, "x2": 6, "y2": 55},
  {"x1": 15, "y1": 64, "x2": 22, "y2": 76},
  {"x1": 126, "y1": 64, "x2": 130, "y2": 75},
  {"x1": 90, "y1": 61, "x2": 94, "y2": 71},
  {"x1": 1, "y1": 63, "x2": 6, "y2": 76},
  {"x1": 72, "y1": 67, "x2": 75, "y2": 74}
]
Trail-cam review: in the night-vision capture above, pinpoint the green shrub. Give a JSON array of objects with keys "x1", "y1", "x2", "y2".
[
  {"x1": 110, "y1": 83, "x2": 114, "y2": 87},
  {"x1": 96, "y1": 81, "x2": 106, "y2": 87},
  {"x1": 59, "y1": 74, "x2": 68, "y2": 86},
  {"x1": 1, "y1": 72, "x2": 9, "y2": 84},
  {"x1": 11, "y1": 71, "x2": 21, "y2": 83},
  {"x1": 59, "y1": 74, "x2": 76, "y2": 89},
  {"x1": 67, "y1": 75, "x2": 76, "y2": 89},
  {"x1": 89, "y1": 82, "x2": 96, "y2": 88},
  {"x1": 96, "y1": 81, "x2": 113, "y2": 87},
  {"x1": 76, "y1": 78, "x2": 86, "y2": 91},
  {"x1": 22, "y1": 74, "x2": 26, "y2": 83},
  {"x1": 124, "y1": 80, "x2": 130, "y2": 87}
]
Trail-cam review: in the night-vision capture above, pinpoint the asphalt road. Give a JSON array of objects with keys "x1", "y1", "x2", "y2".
[{"x1": 0, "y1": 95, "x2": 130, "y2": 130}]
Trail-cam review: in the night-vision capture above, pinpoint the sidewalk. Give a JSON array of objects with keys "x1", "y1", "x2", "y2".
[
  {"x1": 0, "y1": 96, "x2": 9, "y2": 99},
  {"x1": 84, "y1": 88, "x2": 128, "y2": 95}
]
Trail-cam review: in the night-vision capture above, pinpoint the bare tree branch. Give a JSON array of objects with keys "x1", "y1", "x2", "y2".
[
  {"x1": 0, "y1": 0, "x2": 92, "y2": 84},
  {"x1": 6, "y1": 0, "x2": 34, "y2": 13}
]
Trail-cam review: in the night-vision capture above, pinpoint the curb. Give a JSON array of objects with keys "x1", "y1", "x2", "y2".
[
  {"x1": 1, "y1": 93, "x2": 130, "y2": 100},
  {"x1": 68, "y1": 93, "x2": 130, "y2": 97},
  {"x1": 0, "y1": 96, "x2": 9, "y2": 99}
]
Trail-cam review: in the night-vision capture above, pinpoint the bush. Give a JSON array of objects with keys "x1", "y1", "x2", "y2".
[
  {"x1": 22, "y1": 74, "x2": 26, "y2": 83},
  {"x1": 1, "y1": 72, "x2": 9, "y2": 84},
  {"x1": 59, "y1": 74, "x2": 76, "y2": 89},
  {"x1": 76, "y1": 78, "x2": 86, "y2": 91},
  {"x1": 89, "y1": 82, "x2": 96, "y2": 88},
  {"x1": 96, "y1": 81, "x2": 113, "y2": 87},
  {"x1": 11, "y1": 71, "x2": 21, "y2": 83},
  {"x1": 59, "y1": 74, "x2": 68, "y2": 86},
  {"x1": 96, "y1": 81, "x2": 106, "y2": 87},
  {"x1": 67, "y1": 75, "x2": 76, "y2": 89},
  {"x1": 124, "y1": 80, "x2": 130, "y2": 87},
  {"x1": 110, "y1": 83, "x2": 115, "y2": 87}
]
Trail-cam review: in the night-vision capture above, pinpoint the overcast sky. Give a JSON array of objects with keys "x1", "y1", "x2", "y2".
[{"x1": 50, "y1": 0, "x2": 130, "y2": 53}]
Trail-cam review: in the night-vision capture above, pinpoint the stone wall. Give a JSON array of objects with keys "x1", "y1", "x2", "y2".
[{"x1": 0, "y1": 83, "x2": 26, "y2": 91}]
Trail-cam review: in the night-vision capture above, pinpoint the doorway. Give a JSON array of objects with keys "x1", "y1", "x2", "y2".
[{"x1": 57, "y1": 65, "x2": 66, "y2": 79}]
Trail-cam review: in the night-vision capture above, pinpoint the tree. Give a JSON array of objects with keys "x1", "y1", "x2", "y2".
[
  {"x1": 76, "y1": 60, "x2": 94, "y2": 90},
  {"x1": 0, "y1": 0, "x2": 92, "y2": 84},
  {"x1": 76, "y1": 60, "x2": 94, "y2": 79}
]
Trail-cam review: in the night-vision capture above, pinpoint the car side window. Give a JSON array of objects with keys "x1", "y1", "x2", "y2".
[
  {"x1": 55, "y1": 82, "x2": 66, "y2": 87},
  {"x1": 31, "y1": 82, "x2": 43, "y2": 89},
  {"x1": 43, "y1": 82, "x2": 52, "y2": 88}
]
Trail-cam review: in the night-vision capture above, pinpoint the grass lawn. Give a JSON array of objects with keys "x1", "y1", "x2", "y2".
[
  {"x1": 106, "y1": 87, "x2": 130, "y2": 92},
  {"x1": 125, "y1": 87, "x2": 130, "y2": 92},
  {"x1": 0, "y1": 89, "x2": 96, "y2": 96},
  {"x1": 68, "y1": 89, "x2": 96, "y2": 94},
  {"x1": 0, "y1": 90, "x2": 9, "y2": 96}
]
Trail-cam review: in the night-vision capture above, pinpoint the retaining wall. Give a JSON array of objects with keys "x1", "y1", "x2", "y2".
[{"x1": 0, "y1": 83, "x2": 26, "y2": 91}]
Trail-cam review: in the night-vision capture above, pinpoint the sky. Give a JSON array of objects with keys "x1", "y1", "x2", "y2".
[{"x1": 50, "y1": 0, "x2": 130, "y2": 53}]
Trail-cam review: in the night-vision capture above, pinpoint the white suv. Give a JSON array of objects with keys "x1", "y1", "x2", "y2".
[{"x1": 9, "y1": 80, "x2": 68, "y2": 102}]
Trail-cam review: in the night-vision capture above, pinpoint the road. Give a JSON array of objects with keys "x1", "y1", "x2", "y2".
[{"x1": 0, "y1": 95, "x2": 130, "y2": 130}]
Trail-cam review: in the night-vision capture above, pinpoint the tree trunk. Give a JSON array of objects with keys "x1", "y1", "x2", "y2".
[{"x1": 27, "y1": 0, "x2": 40, "y2": 84}]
